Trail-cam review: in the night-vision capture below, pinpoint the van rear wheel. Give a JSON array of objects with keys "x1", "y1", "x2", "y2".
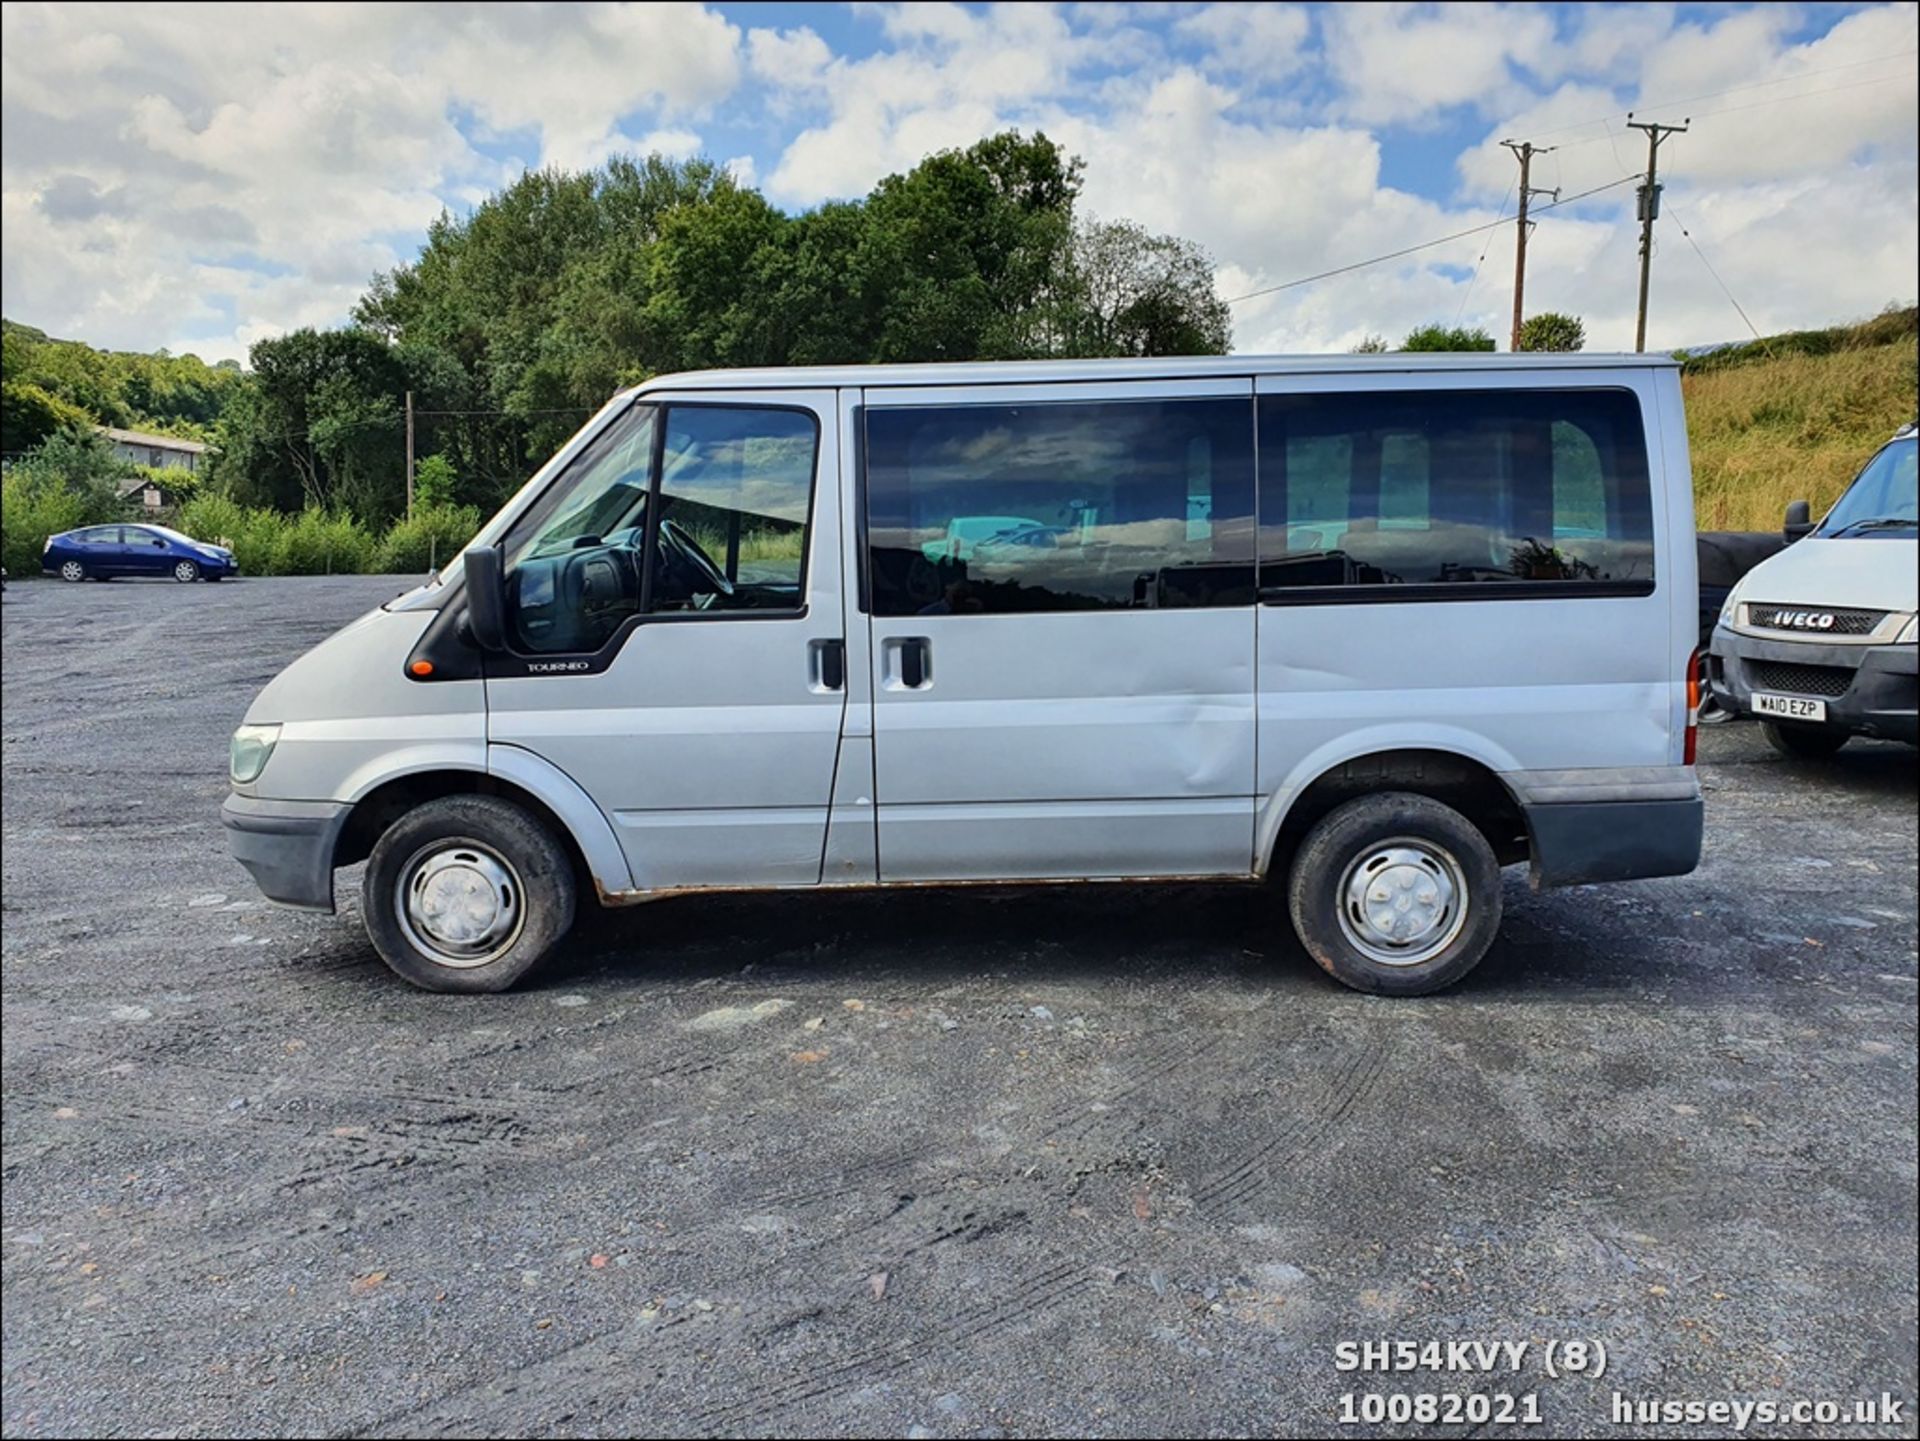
[
  {"x1": 1286, "y1": 792, "x2": 1502, "y2": 996},
  {"x1": 363, "y1": 795, "x2": 576, "y2": 992}
]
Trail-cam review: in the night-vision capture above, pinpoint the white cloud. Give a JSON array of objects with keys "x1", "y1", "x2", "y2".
[
  {"x1": 0, "y1": 1, "x2": 745, "y2": 357},
  {"x1": 1321, "y1": 2, "x2": 1560, "y2": 126},
  {"x1": 0, "y1": 0, "x2": 1913, "y2": 367},
  {"x1": 1173, "y1": 4, "x2": 1312, "y2": 83}
]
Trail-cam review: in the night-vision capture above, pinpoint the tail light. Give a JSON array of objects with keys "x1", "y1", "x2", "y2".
[{"x1": 1684, "y1": 648, "x2": 1702, "y2": 766}]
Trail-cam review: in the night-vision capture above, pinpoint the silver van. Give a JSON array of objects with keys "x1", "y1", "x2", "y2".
[{"x1": 223, "y1": 355, "x2": 1704, "y2": 995}]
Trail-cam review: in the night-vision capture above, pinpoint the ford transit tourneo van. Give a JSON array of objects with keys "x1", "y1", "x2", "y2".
[
  {"x1": 224, "y1": 355, "x2": 1705, "y2": 995},
  {"x1": 1708, "y1": 424, "x2": 1918, "y2": 756}
]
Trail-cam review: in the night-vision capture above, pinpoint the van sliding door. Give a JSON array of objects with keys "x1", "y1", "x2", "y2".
[{"x1": 858, "y1": 378, "x2": 1259, "y2": 882}]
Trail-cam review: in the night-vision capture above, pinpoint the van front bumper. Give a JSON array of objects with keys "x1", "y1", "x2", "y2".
[
  {"x1": 221, "y1": 794, "x2": 348, "y2": 912},
  {"x1": 1708, "y1": 625, "x2": 1919, "y2": 745},
  {"x1": 1503, "y1": 767, "x2": 1704, "y2": 889}
]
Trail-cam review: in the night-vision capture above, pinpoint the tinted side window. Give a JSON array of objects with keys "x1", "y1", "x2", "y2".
[
  {"x1": 866, "y1": 398, "x2": 1255, "y2": 615},
  {"x1": 1257, "y1": 389, "x2": 1654, "y2": 596}
]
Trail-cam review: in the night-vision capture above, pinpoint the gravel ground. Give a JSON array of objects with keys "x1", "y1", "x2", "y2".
[{"x1": 2, "y1": 575, "x2": 1915, "y2": 1440}]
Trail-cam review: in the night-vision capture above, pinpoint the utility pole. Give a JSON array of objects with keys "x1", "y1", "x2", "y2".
[
  {"x1": 1627, "y1": 113, "x2": 1689, "y2": 352},
  {"x1": 404, "y1": 389, "x2": 415, "y2": 520},
  {"x1": 1501, "y1": 140, "x2": 1558, "y2": 351}
]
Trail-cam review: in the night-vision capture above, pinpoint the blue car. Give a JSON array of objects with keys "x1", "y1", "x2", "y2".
[{"x1": 42, "y1": 523, "x2": 237, "y2": 583}]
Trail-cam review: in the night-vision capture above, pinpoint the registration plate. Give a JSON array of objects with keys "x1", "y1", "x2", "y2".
[{"x1": 1753, "y1": 692, "x2": 1827, "y2": 722}]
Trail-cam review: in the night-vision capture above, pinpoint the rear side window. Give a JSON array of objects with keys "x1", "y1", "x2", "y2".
[
  {"x1": 1257, "y1": 389, "x2": 1655, "y2": 597},
  {"x1": 866, "y1": 398, "x2": 1255, "y2": 614}
]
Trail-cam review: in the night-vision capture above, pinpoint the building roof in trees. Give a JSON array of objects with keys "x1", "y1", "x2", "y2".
[{"x1": 98, "y1": 426, "x2": 208, "y2": 453}]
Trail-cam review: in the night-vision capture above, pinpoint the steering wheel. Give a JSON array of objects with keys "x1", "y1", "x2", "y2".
[{"x1": 657, "y1": 518, "x2": 735, "y2": 600}]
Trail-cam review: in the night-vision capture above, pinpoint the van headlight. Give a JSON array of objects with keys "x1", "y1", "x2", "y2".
[
  {"x1": 1898, "y1": 615, "x2": 1918, "y2": 645},
  {"x1": 1718, "y1": 594, "x2": 1741, "y2": 628},
  {"x1": 230, "y1": 724, "x2": 281, "y2": 784}
]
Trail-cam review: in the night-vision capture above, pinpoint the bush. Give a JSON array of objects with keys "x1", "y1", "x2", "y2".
[
  {"x1": 0, "y1": 429, "x2": 127, "y2": 575},
  {"x1": 375, "y1": 504, "x2": 482, "y2": 574},
  {"x1": 1400, "y1": 324, "x2": 1496, "y2": 353},
  {"x1": 128, "y1": 463, "x2": 203, "y2": 506},
  {"x1": 176, "y1": 494, "x2": 280, "y2": 574},
  {"x1": 1517, "y1": 312, "x2": 1585, "y2": 353},
  {"x1": 1, "y1": 466, "x2": 113, "y2": 576},
  {"x1": 273, "y1": 508, "x2": 375, "y2": 575},
  {"x1": 412, "y1": 453, "x2": 459, "y2": 510}
]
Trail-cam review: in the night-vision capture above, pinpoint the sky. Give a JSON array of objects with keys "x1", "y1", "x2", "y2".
[{"x1": 2, "y1": 1, "x2": 1915, "y2": 364}]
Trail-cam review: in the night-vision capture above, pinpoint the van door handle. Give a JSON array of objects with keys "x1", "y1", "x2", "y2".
[
  {"x1": 809, "y1": 638, "x2": 846, "y2": 692},
  {"x1": 882, "y1": 636, "x2": 932, "y2": 690}
]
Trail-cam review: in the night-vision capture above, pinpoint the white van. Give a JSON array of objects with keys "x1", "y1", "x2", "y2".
[
  {"x1": 1708, "y1": 424, "x2": 1918, "y2": 756},
  {"x1": 223, "y1": 355, "x2": 1704, "y2": 995}
]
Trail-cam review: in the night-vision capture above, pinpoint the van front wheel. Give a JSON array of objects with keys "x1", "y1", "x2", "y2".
[
  {"x1": 1286, "y1": 792, "x2": 1503, "y2": 996},
  {"x1": 1762, "y1": 721, "x2": 1848, "y2": 759},
  {"x1": 363, "y1": 795, "x2": 576, "y2": 993}
]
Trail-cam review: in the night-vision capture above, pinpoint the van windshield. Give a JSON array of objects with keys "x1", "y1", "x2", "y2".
[{"x1": 1813, "y1": 436, "x2": 1917, "y2": 538}]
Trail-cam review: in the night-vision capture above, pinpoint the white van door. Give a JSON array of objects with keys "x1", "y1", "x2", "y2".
[
  {"x1": 859, "y1": 379, "x2": 1258, "y2": 881},
  {"x1": 485, "y1": 390, "x2": 852, "y2": 891}
]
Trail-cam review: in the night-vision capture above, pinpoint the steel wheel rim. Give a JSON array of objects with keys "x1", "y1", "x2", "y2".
[
  {"x1": 1336, "y1": 836, "x2": 1469, "y2": 967},
  {"x1": 60, "y1": 561, "x2": 84, "y2": 581},
  {"x1": 394, "y1": 839, "x2": 525, "y2": 968},
  {"x1": 174, "y1": 561, "x2": 197, "y2": 582}
]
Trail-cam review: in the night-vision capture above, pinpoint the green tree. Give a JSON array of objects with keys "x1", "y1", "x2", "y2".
[
  {"x1": 216, "y1": 328, "x2": 410, "y2": 519},
  {"x1": 1061, "y1": 219, "x2": 1230, "y2": 357},
  {"x1": 1, "y1": 317, "x2": 246, "y2": 437},
  {"x1": 411, "y1": 452, "x2": 459, "y2": 509},
  {"x1": 857, "y1": 131, "x2": 1083, "y2": 362},
  {"x1": 1517, "y1": 312, "x2": 1587, "y2": 352},
  {"x1": 1351, "y1": 335, "x2": 1389, "y2": 354},
  {"x1": 2, "y1": 381, "x2": 91, "y2": 455},
  {"x1": 1400, "y1": 324, "x2": 1497, "y2": 352}
]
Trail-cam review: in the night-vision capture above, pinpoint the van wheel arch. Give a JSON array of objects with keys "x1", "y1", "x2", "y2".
[
  {"x1": 1267, "y1": 749, "x2": 1530, "y2": 877},
  {"x1": 334, "y1": 770, "x2": 593, "y2": 896}
]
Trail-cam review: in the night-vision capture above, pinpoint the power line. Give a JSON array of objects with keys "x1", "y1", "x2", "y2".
[
  {"x1": 413, "y1": 407, "x2": 595, "y2": 418},
  {"x1": 1523, "y1": 48, "x2": 1918, "y2": 142},
  {"x1": 1549, "y1": 66, "x2": 1916, "y2": 153},
  {"x1": 1452, "y1": 177, "x2": 1515, "y2": 325},
  {"x1": 1224, "y1": 173, "x2": 1642, "y2": 307},
  {"x1": 1663, "y1": 198, "x2": 1768, "y2": 345}
]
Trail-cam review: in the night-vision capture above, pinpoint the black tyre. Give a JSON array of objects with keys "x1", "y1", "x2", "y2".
[
  {"x1": 1286, "y1": 792, "x2": 1503, "y2": 996},
  {"x1": 57, "y1": 559, "x2": 87, "y2": 583},
  {"x1": 1762, "y1": 721, "x2": 1848, "y2": 758},
  {"x1": 172, "y1": 558, "x2": 201, "y2": 583},
  {"x1": 362, "y1": 795, "x2": 576, "y2": 993}
]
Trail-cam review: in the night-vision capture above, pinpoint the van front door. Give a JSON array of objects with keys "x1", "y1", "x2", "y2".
[
  {"x1": 485, "y1": 390, "x2": 851, "y2": 892},
  {"x1": 861, "y1": 379, "x2": 1259, "y2": 881}
]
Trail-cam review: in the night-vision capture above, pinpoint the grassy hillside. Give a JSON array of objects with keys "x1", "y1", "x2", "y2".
[{"x1": 1684, "y1": 306, "x2": 1916, "y2": 531}]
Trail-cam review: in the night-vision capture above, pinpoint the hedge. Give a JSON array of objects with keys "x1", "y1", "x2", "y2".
[{"x1": 172, "y1": 498, "x2": 481, "y2": 576}]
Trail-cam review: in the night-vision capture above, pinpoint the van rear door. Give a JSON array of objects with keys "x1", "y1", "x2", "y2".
[{"x1": 858, "y1": 378, "x2": 1258, "y2": 881}]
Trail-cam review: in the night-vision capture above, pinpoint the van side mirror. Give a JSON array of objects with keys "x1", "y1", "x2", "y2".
[
  {"x1": 462, "y1": 544, "x2": 508, "y2": 652},
  {"x1": 1783, "y1": 500, "x2": 1813, "y2": 542}
]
